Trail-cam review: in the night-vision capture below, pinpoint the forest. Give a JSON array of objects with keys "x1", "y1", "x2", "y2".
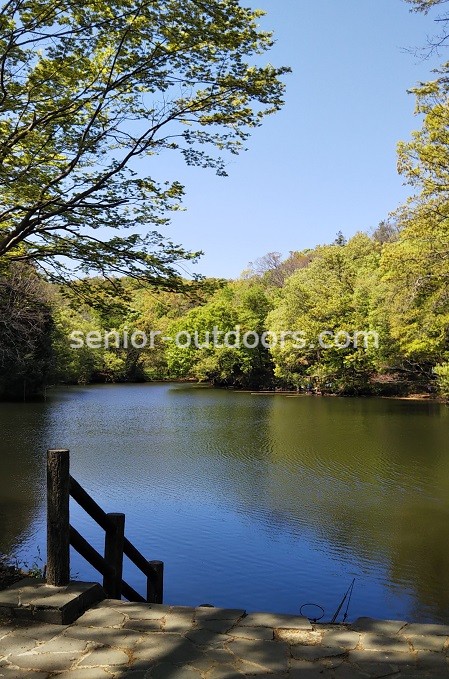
[
  {"x1": 2, "y1": 210, "x2": 449, "y2": 400},
  {"x1": 1, "y1": 0, "x2": 449, "y2": 400}
]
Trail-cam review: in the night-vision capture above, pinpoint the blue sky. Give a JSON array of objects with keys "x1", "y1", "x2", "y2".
[{"x1": 154, "y1": 1, "x2": 442, "y2": 279}]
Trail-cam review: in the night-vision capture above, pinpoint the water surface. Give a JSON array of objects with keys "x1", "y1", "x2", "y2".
[{"x1": 1, "y1": 383, "x2": 449, "y2": 623}]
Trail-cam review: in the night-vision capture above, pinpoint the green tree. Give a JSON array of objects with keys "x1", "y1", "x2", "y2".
[
  {"x1": 51, "y1": 303, "x2": 104, "y2": 384},
  {"x1": 0, "y1": 263, "x2": 54, "y2": 398},
  {"x1": 244, "y1": 250, "x2": 311, "y2": 288},
  {"x1": 52, "y1": 283, "x2": 150, "y2": 384},
  {"x1": 405, "y1": 0, "x2": 449, "y2": 54},
  {"x1": 397, "y1": 76, "x2": 449, "y2": 199},
  {"x1": 0, "y1": 0, "x2": 288, "y2": 285},
  {"x1": 267, "y1": 235, "x2": 380, "y2": 394},
  {"x1": 121, "y1": 283, "x2": 201, "y2": 379},
  {"x1": 434, "y1": 362, "x2": 449, "y2": 397},
  {"x1": 165, "y1": 281, "x2": 274, "y2": 387},
  {"x1": 380, "y1": 207, "x2": 449, "y2": 367},
  {"x1": 382, "y1": 62, "x2": 449, "y2": 391},
  {"x1": 406, "y1": 0, "x2": 447, "y2": 13}
]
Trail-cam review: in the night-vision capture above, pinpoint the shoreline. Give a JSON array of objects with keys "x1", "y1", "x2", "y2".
[
  {"x1": 3, "y1": 381, "x2": 446, "y2": 405},
  {"x1": 1, "y1": 587, "x2": 448, "y2": 677}
]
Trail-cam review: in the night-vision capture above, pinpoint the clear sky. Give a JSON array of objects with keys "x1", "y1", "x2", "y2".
[{"x1": 151, "y1": 1, "x2": 442, "y2": 279}]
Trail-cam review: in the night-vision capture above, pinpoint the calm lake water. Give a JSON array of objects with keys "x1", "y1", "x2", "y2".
[{"x1": 1, "y1": 383, "x2": 449, "y2": 623}]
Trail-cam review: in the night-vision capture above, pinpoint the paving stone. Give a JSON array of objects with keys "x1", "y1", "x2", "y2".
[
  {"x1": 0, "y1": 580, "x2": 48, "y2": 606},
  {"x1": 55, "y1": 669, "x2": 114, "y2": 679},
  {"x1": 353, "y1": 618, "x2": 408, "y2": 635},
  {"x1": 406, "y1": 634, "x2": 446, "y2": 652},
  {"x1": 227, "y1": 626, "x2": 273, "y2": 641},
  {"x1": 11, "y1": 609, "x2": 60, "y2": 625},
  {"x1": 6, "y1": 651, "x2": 79, "y2": 671},
  {"x1": 320, "y1": 655, "x2": 346, "y2": 670},
  {"x1": 64, "y1": 625, "x2": 143, "y2": 648},
  {"x1": 133, "y1": 635, "x2": 202, "y2": 666},
  {"x1": 349, "y1": 648, "x2": 413, "y2": 663},
  {"x1": 94, "y1": 600, "x2": 169, "y2": 611},
  {"x1": 184, "y1": 654, "x2": 221, "y2": 672},
  {"x1": 78, "y1": 647, "x2": 130, "y2": 666},
  {"x1": 9, "y1": 622, "x2": 65, "y2": 641},
  {"x1": 0, "y1": 580, "x2": 104, "y2": 625},
  {"x1": 197, "y1": 620, "x2": 235, "y2": 634},
  {"x1": 0, "y1": 668, "x2": 49, "y2": 678},
  {"x1": 128, "y1": 660, "x2": 154, "y2": 675},
  {"x1": 132, "y1": 634, "x2": 181, "y2": 660},
  {"x1": 291, "y1": 644, "x2": 346, "y2": 661},
  {"x1": 74, "y1": 608, "x2": 126, "y2": 628},
  {"x1": 349, "y1": 649, "x2": 414, "y2": 675},
  {"x1": 321, "y1": 629, "x2": 360, "y2": 650},
  {"x1": 361, "y1": 633, "x2": 411, "y2": 653},
  {"x1": 150, "y1": 663, "x2": 202, "y2": 679},
  {"x1": 289, "y1": 658, "x2": 334, "y2": 678},
  {"x1": 0, "y1": 634, "x2": 39, "y2": 656},
  {"x1": 165, "y1": 642, "x2": 206, "y2": 666},
  {"x1": 11, "y1": 609, "x2": 62, "y2": 625},
  {"x1": 29, "y1": 582, "x2": 102, "y2": 609},
  {"x1": 226, "y1": 638, "x2": 289, "y2": 672},
  {"x1": 185, "y1": 629, "x2": 226, "y2": 647},
  {"x1": 3, "y1": 598, "x2": 449, "y2": 679},
  {"x1": 124, "y1": 619, "x2": 163, "y2": 632},
  {"x1": 274, "y1": 629, "x2": 322, "y2": 645},
  {"x1": 164, "y1": 614, "x2": 195, "y2": 633},
  {"x1": 0, "y1": 628, "x2": 14, "y2": 641},
  {"x1": 188, "y1": 648, "x2": 235, "y2": 671},
  {"x1": 30, "y1": 634, "x2": 91, "y2": 654},
  {"x1": 238, "y1": 613, "x2": 312, "y2": 630},
  {"x1": 94, "y1": 598, "x2": 130, "y2": 607},
  {"x1": 206, "y1": 662, "x2": 245, "y2": 679},
  {"x1": 416, "y1": 650, "x2": 449, "y2": 671},
  {"x1": 352, "y1": 665, "x2": 401, "y2": 679},
  {"x1": 332, "y1": 664, "x2": 373, "y2": 679},
  {"x1": 232, "y1": 658, "x2": 269, "y2": 675},
  {"x1": 405, "y1": 623, "x2": 449, "y2": 636},
  {"x1": 121, "y1": 605, "x2": 168, "y2": 620},
  {"x1": 194, "y1": 609, "x2": 245, "y2": 623},
  {"x1": 120, "y1": 671, "x2": 151, "y2": 679}
]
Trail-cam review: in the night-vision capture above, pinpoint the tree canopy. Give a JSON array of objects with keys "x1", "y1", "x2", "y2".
[
  {"x1": 5, "y1": 0, "x2": 449, "y2": 400},
  {"x1": 0, "y1": 0, "x2": 288, "y2": 286},
  {"x1": 406, "y1": 0, "x2": 449, "y2": 53}
]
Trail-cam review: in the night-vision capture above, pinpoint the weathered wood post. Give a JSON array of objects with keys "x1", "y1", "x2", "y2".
[
  {"x1": 46, "y1": 449, "x2": 70, "y2": 586},
  {"x1": 147, "y1": 560, "x2": 164, "y2": 604},
  {"x1": 103, "y1": 513, "x2": 125, "y2": 599}
]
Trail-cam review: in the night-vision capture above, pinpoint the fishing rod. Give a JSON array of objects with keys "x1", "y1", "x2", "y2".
[{"x1": 331, "y1": 578, "x2": 355, "y2": 624}]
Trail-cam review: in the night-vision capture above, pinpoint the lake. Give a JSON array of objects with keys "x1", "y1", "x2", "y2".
[{"x1": 1, "y1": 383, "x2": 449, "y2": 624}]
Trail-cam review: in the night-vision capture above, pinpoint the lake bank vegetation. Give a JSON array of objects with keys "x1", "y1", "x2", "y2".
[
  {"x1": 2, "y1": 212, "x2": 449, "y2": 400},
  {"x1": 2, "y1": 0, "x2": 449, "y2": 399}
]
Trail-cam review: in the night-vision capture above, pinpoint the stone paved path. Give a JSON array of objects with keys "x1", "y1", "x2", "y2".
[{"x1": 1, "y1": 599, "x2": 449, "y2": 678}]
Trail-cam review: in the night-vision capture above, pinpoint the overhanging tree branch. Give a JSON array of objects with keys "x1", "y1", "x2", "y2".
[{"x1": 0, "y1": 0, "x2": 289, "y2": 287}]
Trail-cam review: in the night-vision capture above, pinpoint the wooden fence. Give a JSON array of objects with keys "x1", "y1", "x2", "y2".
[{"x1": 46, "y1": 448, "x2": 163, "y2": 603}]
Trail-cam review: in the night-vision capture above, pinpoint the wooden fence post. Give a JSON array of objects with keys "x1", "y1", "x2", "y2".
[
  {"x1": 103, "y1": 513, "x2": 125, "y2": 599},
  {"x1": 46, "y1": 449, "x2": 70, "y2": 586},
  {"x1": 147, "y1": 560, "x2": 164, "y2": 604}
]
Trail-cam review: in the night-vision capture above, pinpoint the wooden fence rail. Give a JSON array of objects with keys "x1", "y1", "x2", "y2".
[{"x1": 46, "y1": 448, "x2": 163, "y2": 603}]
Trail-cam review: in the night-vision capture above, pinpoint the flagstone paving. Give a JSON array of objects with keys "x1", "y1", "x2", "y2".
[{"x1": 1, "y1": 600, "x2": 449, "y2": 678}]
